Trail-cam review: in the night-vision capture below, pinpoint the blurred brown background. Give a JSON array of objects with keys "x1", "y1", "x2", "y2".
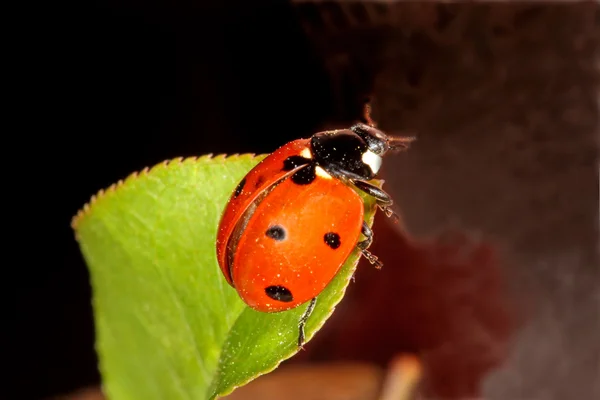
[{"x1": 10, "y1": 1, "x2": 598, "y2": 400}]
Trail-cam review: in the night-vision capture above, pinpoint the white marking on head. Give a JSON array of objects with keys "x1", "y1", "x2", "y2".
[
  {"x1": 315, "y1": 166, "x2": 333, "y2": 179},
  {"x1": 300, "y1": 148, "x2": 312, "y2": 159},
  {"x1": 362, "y1": 150, "x2": 383, "y2": 174}
]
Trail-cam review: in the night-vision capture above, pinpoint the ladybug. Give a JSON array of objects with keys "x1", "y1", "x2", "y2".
[{"x1": 216, "y1": 114, "x2": 413, "y2": 347}]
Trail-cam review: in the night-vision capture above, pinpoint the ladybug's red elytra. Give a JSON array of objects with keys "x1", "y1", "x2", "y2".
[{"x1": 216, "y1": 110, "x2": 414, "y2": 347}]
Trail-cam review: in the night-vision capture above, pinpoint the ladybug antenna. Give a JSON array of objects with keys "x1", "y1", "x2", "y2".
[
  {"x1": 358, "y1": 99, "x2": 416, "y2": 153},
  {"x1": 388, "y1": 134, "x2": 417, "y2": 151},
  {"x1": 363, "y1": 103, "x2": 376, "y2": 127}
]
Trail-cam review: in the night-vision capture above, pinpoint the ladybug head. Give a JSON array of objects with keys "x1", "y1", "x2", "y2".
[
  {"x1": 350, "y1": 123, "x2": 416, "y2": 157},
  {"x1": 310, "y1": 124, "x2": 414, "y2": 181}
]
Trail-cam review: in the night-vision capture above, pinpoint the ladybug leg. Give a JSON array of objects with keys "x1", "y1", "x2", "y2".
[
  {"x1": 298, "y1": 297, "x2": 317, "y2": 348},
  {"x1": 352, "y1": 180, "x2": 400, "y2": 223},
  {"x1": 358, "y1": 222, "x2": 383, "y2": 269}
]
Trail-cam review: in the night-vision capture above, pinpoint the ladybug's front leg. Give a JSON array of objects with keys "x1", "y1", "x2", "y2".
[
  {"x1": 352, "y1": 180, "x2": 399, "y2": 223},
  {"x1": 357, "y1": 222, "x2": 383, "y2": 269},
  {"x1": 297, "y1": 297, "x2": 317, "y2": 348}
]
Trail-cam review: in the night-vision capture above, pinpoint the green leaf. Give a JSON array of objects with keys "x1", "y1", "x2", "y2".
[{"x1": 73, "y1": 154, "x2": 378, "y2": 400}]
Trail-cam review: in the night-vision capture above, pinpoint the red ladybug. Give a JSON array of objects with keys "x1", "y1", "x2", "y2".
[{"x1": 216, "y1": 117, "x2": 413, "y2": 347}]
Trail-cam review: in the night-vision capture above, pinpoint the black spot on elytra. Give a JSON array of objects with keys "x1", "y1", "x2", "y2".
[
  {"x1": 282, "y1": 155, "x2": 311, "y2": 171},
  {"x1": 324, "y1": 232, "x2": 341, "y2": 249},
  {"x1": 291, "y1": 164, "x2": 316, "y2": 185},
  {"x1": 234, "y1": 178, "x2": 246, "y2": 198},
  {"x1": 282, "y1": 155, "x2": 316, "y2": 185},
  {"x1": 265, "y1": 225, "x2": 286, "y2": 241},
  {"x1": 265, "y1": 285, "x2": 293, "y2": 302}
]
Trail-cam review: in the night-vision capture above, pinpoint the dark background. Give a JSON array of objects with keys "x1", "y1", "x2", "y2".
[
  {"x1": 10, "y1": 1, "x2": 599, "y2": 400},
  {"x1": 15, "y1": 2, "x2": 339, "y2": 399}
]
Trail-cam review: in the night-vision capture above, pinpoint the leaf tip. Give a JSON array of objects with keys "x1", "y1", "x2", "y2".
[{"x1": 71, "y1": 153, "x2": 261, "y2": 234}]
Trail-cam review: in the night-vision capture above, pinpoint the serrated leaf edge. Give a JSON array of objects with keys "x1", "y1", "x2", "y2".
[{"x1": 70, "y1": 153, "x2": 263, "y2": 234}]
